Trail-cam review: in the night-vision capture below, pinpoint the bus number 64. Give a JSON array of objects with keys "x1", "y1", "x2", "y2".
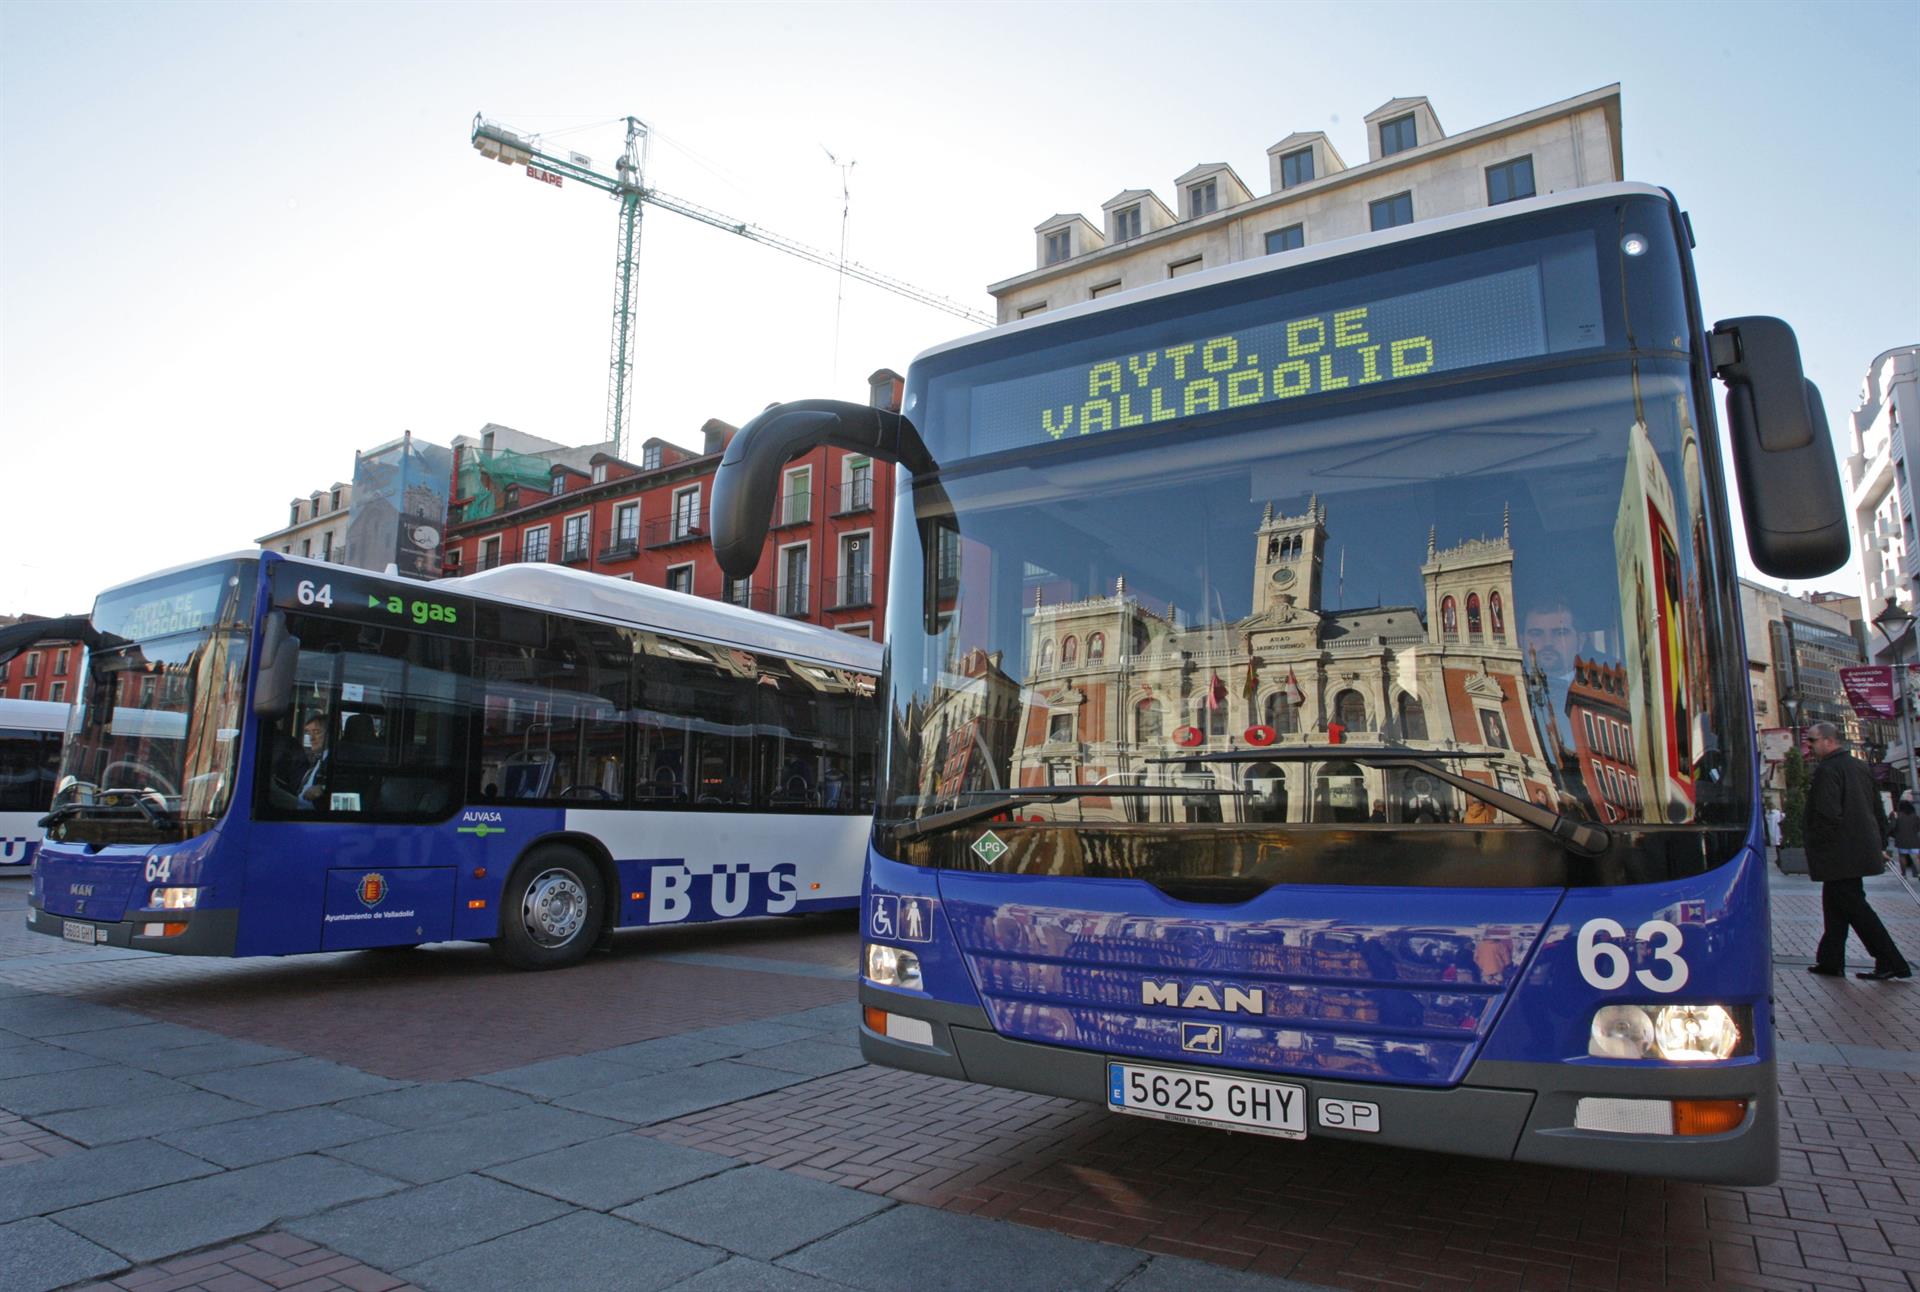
[{"x1": 1575, "y1": 918, "x2": 1687, "y2": 993}]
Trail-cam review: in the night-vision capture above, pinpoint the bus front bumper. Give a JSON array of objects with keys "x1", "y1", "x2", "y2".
[
  {"x1": 859, "y1": 985, "x2": 1778, "y2": 1186},
  {"x1": 26, "y1": 902, "x2": 239, "y2": 956}
]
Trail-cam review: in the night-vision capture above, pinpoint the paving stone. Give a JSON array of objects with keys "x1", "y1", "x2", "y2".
[
  {"x1": 157, "y1": 1107, "x2": 396, "y2": 1168},
  {"x1": 616, "y1": 1166, "x2": 892, "y2": 1260},
  {"x1": 286, "y1": 1174, "x2": 571, "y2": 1271},
  {"x1": 662, "y1": 1257, "x2": 859, "y2": 1292},
  {"x1": 130, "y1": 1038, "x2": 301, "y2": 1077},
  {"x1": 333, "y1": 1080, "x2": 529, "y2": 1128},
  {"x1": 1123, "y1": 1254, "x2": 1326, "y2": 1291},
  {"x1": 326, "y1": 1104, "x2": 628, "y2": 1184},
  {"x1": 470, "y1": 1055, "x2": 647, "y2": 1100},
  {"x1": 778, "y1": 1205, "x2": 1141, "y2": 1292},
  {"x1": 401, "y1": 1210, "x2": 719, "y2": 1292},
  {"x1": 731, "y1": 1039, "x2": 867, "y2": 1078},
  {"x1": 185, "y1": 1059, "x2": 408, "y2": 1111},
  {"x1": 0, "y1": 1215, "x2": 127, "y2": 1292},
  {"x1": 677, "y1": 1021, "x2": 824, "y2": 1054},
  {"x1": 597, "y1": 1034, "x2": 742, "y2": 1072},
  {"x1": 53, "y1": 1155, "x2": 399, "y2": 1263},
  {"x1": 0, "y1": 1139, "x2": 221, "y2": 1222},
  {"x1": 763, "y1": 1003, "x2": 860, "y2": 1034},
  {"x1": 556, "y1": 1062, "x2": 811, "y2": 1125},
  {"x1": 0, "y1": 1040, "x2": 108, "y2": 1080},
  {"x1": 0, "y1": 997, "x2": 147, "y2": 1038},
  {"x1": 1835, "y1": 1042, "x2": 1920, "y2": 1073},
  {"x1": 41, "y1": 1090, "x2": 260, "y2": 1147},
  {"x1": 483, "y1": 1132, "x2": 738, "y2": 1210},
  {"x1": 48, "y1": 1022, "x2": 219, "y2": 1062},
  {"x1": 0, "y1": 1064, "x2": 192, "y2": 1116}
]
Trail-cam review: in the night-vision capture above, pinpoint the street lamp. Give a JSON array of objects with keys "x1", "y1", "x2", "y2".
[{"x1": 1871, "y1": 599, "x2": 1918, "y2": 806}]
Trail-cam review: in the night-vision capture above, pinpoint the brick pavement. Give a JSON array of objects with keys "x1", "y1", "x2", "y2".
[{"x1": 3, "y1": 866, "x2": 1919, "y2": 1292}]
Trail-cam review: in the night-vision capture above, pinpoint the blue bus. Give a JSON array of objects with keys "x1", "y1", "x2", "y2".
[
  {"x1": 29, "y1": 556, "x2": 881, "y2": 968},
  {"x1": 711, "y1": 182, "x2": 1847, "y2": 1183}
]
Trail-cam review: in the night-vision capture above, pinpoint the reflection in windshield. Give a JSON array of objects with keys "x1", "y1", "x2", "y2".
[{"x1": 886, "y1": 367, "x2": 1743, "y2": 856}]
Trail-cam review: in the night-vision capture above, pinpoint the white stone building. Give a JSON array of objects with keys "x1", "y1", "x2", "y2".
[
  {"x1": 990, "y1": 85, "x2": 1622, "y2": 323},
  {"x1": 1844, "y1": 344, "x2": 1920, "y2": 645},
  {"x1": 256, "y1": 480, "x2": 353, "y2": 562}
]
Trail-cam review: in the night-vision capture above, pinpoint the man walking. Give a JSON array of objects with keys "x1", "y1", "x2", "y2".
[{"x1": 1803, "y1": 722, "x2": 1911, "y2": 981}]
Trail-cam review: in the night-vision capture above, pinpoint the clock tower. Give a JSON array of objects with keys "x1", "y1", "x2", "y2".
[{"x1": 1253, "y1": 496, "x2": 1327, "y2": 621}]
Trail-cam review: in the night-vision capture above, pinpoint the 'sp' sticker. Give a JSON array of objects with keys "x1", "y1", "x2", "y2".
[{"x1": 971, "y1": 831, "x2": 1009, "y2": 868}]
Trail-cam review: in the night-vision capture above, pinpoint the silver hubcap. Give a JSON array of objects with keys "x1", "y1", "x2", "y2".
[{"x1": 522, "y1": 869, "x2": 588, "y2": 947}]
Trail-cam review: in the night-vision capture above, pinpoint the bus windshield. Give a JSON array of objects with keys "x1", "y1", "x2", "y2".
[
  {"x1": 881, "y1": 195, "x2": 1751, "y2": 888},
  {"x1": 49, "y1": 559, "x2": 257, "y2": 845}
]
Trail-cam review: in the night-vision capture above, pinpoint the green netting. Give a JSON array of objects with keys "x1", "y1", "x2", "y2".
[{"x1": 455, "y1": 448, "x2": 555, "y2": 523}]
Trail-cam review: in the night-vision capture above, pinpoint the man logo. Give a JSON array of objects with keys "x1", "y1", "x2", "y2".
[
  {"x1": 358, "y1": 873, "x2": 388, "y2": 908},
  {"x1": 1182, "y1": 1022, "x2": 1223, "y2": 1054},
  {"x1": 1142, "y1": 980, "x2": 1265, "y2": 1014}
]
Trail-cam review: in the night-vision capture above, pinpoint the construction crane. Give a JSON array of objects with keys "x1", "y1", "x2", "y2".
[{"x1": 472, "y1": 113, "x2": 993, "y2": 461}]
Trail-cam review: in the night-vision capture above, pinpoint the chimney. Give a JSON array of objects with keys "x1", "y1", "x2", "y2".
[
  {"x1": 701, "y1": 419, "x2": 738, "y2": 456},
  {"x1": 868, "y1": 368, "x2": 904, "y2": 413}
]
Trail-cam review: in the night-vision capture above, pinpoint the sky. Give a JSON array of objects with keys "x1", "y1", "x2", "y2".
[{"x1": 2, "y1": 0, "x2": 1915, "y2": 616}]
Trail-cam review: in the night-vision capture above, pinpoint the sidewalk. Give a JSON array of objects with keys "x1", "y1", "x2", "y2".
[{"x1": 3, "y1": 867, "x2": 1919, "y2": 1292}]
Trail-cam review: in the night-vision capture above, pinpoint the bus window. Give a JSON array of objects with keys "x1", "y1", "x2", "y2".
[
  {"x1": 257, "y1": 618, "x2": 468, "y2": 820},
  {"x1": 754, "y1": 658, "x2": 874, "y2": 812},
  {"x1": 0, "y1": 729, "x2": 61, "y2": 812},
  {"x1": 476, "y1": 622, "x2": 629, "y2": 804},
  {"x1": 634, "y1": 633, "x2": 752, "y2": 807}
]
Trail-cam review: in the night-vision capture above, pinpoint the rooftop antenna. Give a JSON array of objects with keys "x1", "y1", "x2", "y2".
[{"x1": 823, "y1": 146, "x2": 856, "y2": 389}]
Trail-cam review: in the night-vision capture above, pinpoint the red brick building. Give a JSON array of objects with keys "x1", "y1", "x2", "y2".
[
  {"x1": 0, "y1": 618, "x2": 82, "y2": 704},
  {"x1": 441, "y1": 372, "x2": 900, "y2": 640}
]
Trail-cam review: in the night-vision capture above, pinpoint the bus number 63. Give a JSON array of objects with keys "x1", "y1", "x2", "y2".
[{"x1": 1575, "y1": 918, "x2": 1687, "y2": 992}]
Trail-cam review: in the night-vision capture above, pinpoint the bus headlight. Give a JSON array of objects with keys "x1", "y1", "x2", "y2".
[
  {"x1": 1589, "y1": 1004, "x2": 1743, "y2": 1061},
  {"x1": 864, "y1": 944, "x2": 923, "y2": 990},
  {"x1": 145, "y1": 887, "x2": 200, "y2": 910}
]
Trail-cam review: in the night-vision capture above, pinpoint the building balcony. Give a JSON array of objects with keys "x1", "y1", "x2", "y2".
[
  {"x1": 645, "y1": 510, "x2": 706, "y2": 549},
  {"x1": 828, "y1": 574, "x2": 874, "y2": 610},
  {"x1": 598, "y1": 526, "x2": 641, "y2": 562},
  {"x1": 712, "y1": 584, "x2": 773, "y2": 614},
  {"x1": 777, "y1": 584, "x2": 810, "y2": 618},
  {"x1": 832, "y1": 478, "x2": 875, "y2": 515},
  {"x1": 559, "y1": 539, "x2": 592, "y2": 565}
]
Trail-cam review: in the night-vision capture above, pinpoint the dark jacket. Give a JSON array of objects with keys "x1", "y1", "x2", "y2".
[
  {"x1": 1890, "y1": 810, "x2": 1920, "y2": 851},
  {"x1": 1803, "y1": 750, "x2": 1887, "y2": 881}
]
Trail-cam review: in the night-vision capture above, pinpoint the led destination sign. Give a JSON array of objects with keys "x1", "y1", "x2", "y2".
[
  {"x1": 268, "y1": 563, "x2": 472, "y2": 638},
  {"x1": 967, "y1": 238, "x2": 1603, "y2": 457}
]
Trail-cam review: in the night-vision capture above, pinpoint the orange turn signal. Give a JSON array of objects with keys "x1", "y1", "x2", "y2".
[
  {"x1": 863, "y1": 1006, "x2": 889, "y2": 1034},
  {"x1": 1673, "y1": 1099, "x2": 1747, "y2": 1136},
  {"x1": 467, "y1": 899, "x2": 487, "y2": 910}
]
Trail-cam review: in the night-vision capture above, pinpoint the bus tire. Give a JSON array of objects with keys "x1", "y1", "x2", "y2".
[{"x1": 496, "y1": 846, "x2": 603, "y2": 970}]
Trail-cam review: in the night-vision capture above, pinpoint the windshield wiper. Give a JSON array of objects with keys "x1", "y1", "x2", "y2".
[
  {"x1": 39, "y1": 791, "x2": 176, "y2": 831},
  {"x1": 893, "y1": 785, "x2": 1242, "y2": 843},
  {"x1": 1147, "y1": 745, "x2": 1613, "y2": 858}
]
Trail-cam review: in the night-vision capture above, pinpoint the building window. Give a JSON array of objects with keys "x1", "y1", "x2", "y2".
[
  {"x1": 24, "y1": 653, "x2": 39, "y2": 678},
  {"x1": 290, "y1": 502, "x2": 300, "y2": 527},
  {"x1": 54, "y1": 649, "x2": 68, "y2": 676},
  {"x1": 1379, "y1": 113, "x2": 1417, "y2": 157},
  {"x1": 592, "y1": 462, "x2": 608, "y2": 484},
  {"x1": 1486, "y1": 156, "x2": 1536, "y2": 206},
  {"x1": 1265, "y1": 692, "x2": 1298, "y2": 734},
  {"x1": 522, "y1": 527, "x2": 550, "y2": 563},
  {"x1": 1398, "y1": 694, "x2": 1428, "y2": 741},
  {"x1": 20, "y1": 684, "x2": 33, "y2": 701},
  {"x1": 1168, "y1": 256, "x2": 1203, "y2": 278},
  {"x1": 839, "y1": 532, "x2": 871, "y2": 607},
  {"x1": 1090, "y1": 280, "x2": 1123, "y2": 299},
  {"x1": 50, "y1": 681, "x2": 65, "y2": 702},
  {"x1": 724, "y1": 576, "x2": 753, "y2": 609},
  {"x1": 1049, "y1": 712, "x2": 1075, "y2": 743},
  {"x1": 1018, "y1": 303, "x2": 1048, "y2": 318},
  {"x1": 331, "y1": 488, "x2": 342, "y2": 511},
  {"x1": 665, "y1": 564, "x2": 693, "y2": 595},
  {"x1": 321, "y1": 531, "x2": 334, "y2": 561},
  {"x1": 481, "y1": 536, "x2": 501, "y2": 569},
  {"x1": 1062, "y1": 636, "x2": 1078, "y2": 667},
  {"x1": 1113, "y1": 204, "x2": 1141, "y2": 241},
  {"x1": 1264, "y1": 224, "x2": 1304, "y2": 255},
  {"x1": 551, "y1": 474, "x2": 566, "y2": 496},
  {"x1": 1135, "y1": 698, "x2": 1164, "y2": 743},
  {"x1": 301, "y1": 538, "x2": 311, "y2": 556},
  {"x1": 1467, "y1": 593, "x2": 1483, "y2": 638},
  {"x1": 1044, "y1": 229, "x2": 1072, "y2": 265},
  {"x1": 1038, "y1": 640, "x2": 1054, "y2": 672},
  {"x1": 1188, "y1": 179, "x2": 1217, "y2": 217},
  {"x1": 1369, "y1": 191, "x2": 1414, "y2": 231},
  {"x1": 780, "y1": 544, "x2": 810, "y2": 616},
  {"x1": 562, "y1": 514, "x2": 590, "y2": 561},
  {"x1": 642, "y1": 444, "x2": 662, "y2": 470},
  {"x1": 1087, "y1": 633, "x2": 1105, "y2": 663},
  {"x1": 782, "y1": 467, "x2": 812, "y2": 525},
  {"x1": 1441, "y1": 595, "x2": 1458, "y2": 639},
  {"x1": 1279, "y1": 147, "x2": 1314, "y2": 189},
  {"x1": 614, "y1": 503, "x2": 639, "y2": 548},
  {"x1": 672, "y1": 486, "x2": 701, "y2": 539},
  {"x1": 841, "y1": 458, "x2": 873, "y2": 513}
]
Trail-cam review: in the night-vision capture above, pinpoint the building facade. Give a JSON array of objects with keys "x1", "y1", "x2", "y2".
[
  {"x1": 1737, "y1": 579, "x2": 1875, "y2": 801},
  {"x1": 0, "y1": 617, "x2": 82, "y2": 704},
  {"x1": 256, "y1": 480, "x2": 354, "y2": 563},
  {"x1": 1845, "y1": 345, "x2": 1920, "y2": 637},
  {"x1": 989, "y1": 85, "x2": 1622, "y2": 323},
  {"x1": 441, "y1": 373, "x2": 902, "y2": 640}
]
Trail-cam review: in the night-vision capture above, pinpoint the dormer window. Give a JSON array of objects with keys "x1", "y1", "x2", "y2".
[
  {"x1": 643, "y1": 444, "x2": 662, "y2": 470},
  {"x1": 551, "y1": 474, "x2": 566, "y2": 496},
  {"x1": 1279, "y1": 147, "x2": 1314, "y2": 189},
  {"x1": 1188, "y1": 179, "x2": 1217, "y2": 217},
  {"x1": 592, "y1": 463, "x2": 608, "y2": 484},
  {"x1": 1043, "y1": 229, "x2": 1072, "y2": 265},
  {"x1": 1379, "y1": 113, "x2": 1418, "y2": 157},
  {"x1": 1113, "y1": 204, "x2": 1141, "y2": 241}
]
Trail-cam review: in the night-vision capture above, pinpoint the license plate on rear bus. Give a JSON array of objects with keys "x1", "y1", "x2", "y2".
[{"x1": 1107, "y1": 1062, "x2": 1306, "y2": 1139}]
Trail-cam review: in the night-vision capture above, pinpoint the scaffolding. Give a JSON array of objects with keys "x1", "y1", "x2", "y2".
[{"x1": 454, "y1": 447, "x2": 557, "y2": 524}]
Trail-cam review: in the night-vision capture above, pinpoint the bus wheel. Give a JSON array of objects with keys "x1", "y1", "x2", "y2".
[{"x1": 497, "y1": 847, "x2": 603, "y2": 970}]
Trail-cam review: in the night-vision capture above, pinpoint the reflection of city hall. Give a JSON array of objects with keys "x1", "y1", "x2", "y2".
[{"x1": 1004, "y1": 496, "x2": 1651, "y2": 826}]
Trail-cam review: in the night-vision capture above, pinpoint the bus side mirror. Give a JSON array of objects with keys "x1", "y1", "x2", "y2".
[
  {"x1": 252, "y1": 611, "x2": 301, "y2": 719},
  {"x1": 711, "y1": 399, "x2": 934, "y2": 579},
  {"x1": 1712, "y1": 317, "x2": 1849, "y2": 579}
]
